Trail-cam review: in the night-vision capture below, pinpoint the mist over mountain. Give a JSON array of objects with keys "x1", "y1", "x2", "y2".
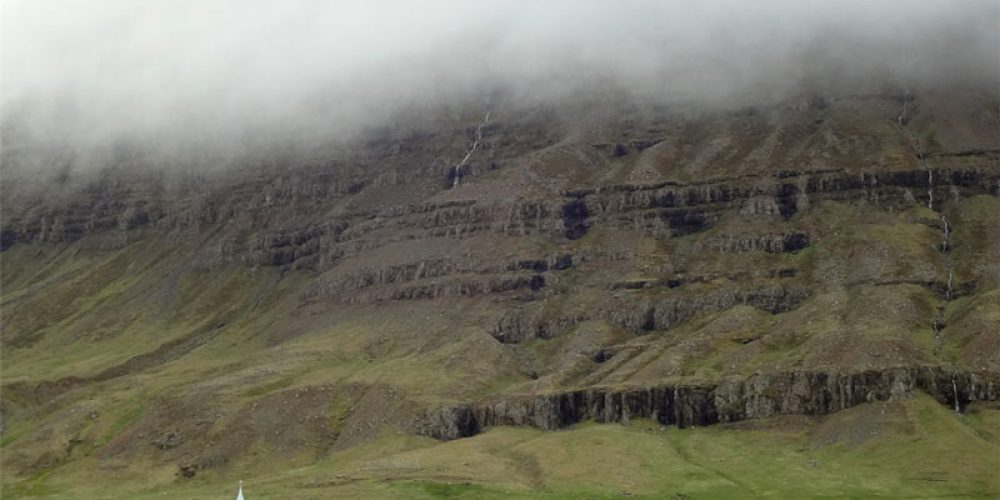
[
  {"x1": 3, "y1": 0, "x2": 998, "y2": 164},
  {"x1": 2, "y1": 2, "x2": 1000, "y2": 498}
]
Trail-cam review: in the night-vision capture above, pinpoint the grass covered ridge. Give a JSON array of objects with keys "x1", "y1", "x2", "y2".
[{"x1": 4, "y1": 395, "x2": 997, "y2": 498}]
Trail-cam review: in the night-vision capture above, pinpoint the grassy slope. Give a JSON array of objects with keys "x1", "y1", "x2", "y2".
[
  {"x1": 5, "y1": 395, "x2": 997, "y2": 499},
  {"x1": 2, "y1": 197, "x2": 997, "y2": 497},
  {"x1": 3, "y1": 87, "x2": 999, "y2": 499}
]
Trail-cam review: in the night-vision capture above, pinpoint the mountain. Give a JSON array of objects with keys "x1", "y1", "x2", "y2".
[{"x1": 2, "y1": 84, "x2": 999, "y2": 498}]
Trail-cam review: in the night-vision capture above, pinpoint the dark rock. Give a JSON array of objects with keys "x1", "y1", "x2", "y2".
[
  {"x1": 529, "y1": 275, "x2": 545, "y2": 292},
  {"x1": 417, "y1": 367, "x2": 1000, "y2": 440},
  {"x1": 775, "y1": 183, "x2": 798, "y2": 219},
  {"x1": 562, "y1": 199, "x2": 590, "y2": 240},
  {"x1": 346, "y1": 181, "x2": 366, "y2": 194},
  {"x1": 552, "y1": 254, "x2": 573, "y2": 271},
  {"x1": 663, "y1": 210, "x2": 711, "y2": 236},
  {"x1": 782, "y1": 233, "x2": 810, "y2": 252},
  {"x1": 640, "y1": 307, "x2": 656, "y2": 331},
  {"x1": 593, "y1": 350, "x2": 615, "y2": 363},
  {"x1": 0, "y1": 229, "x2": 16, "y2": 252}
]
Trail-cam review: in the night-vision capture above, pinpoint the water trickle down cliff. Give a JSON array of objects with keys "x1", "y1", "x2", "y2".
[
  {"x1": 451, "y1": 108, "x2": 492, "y2": 189},
  {"x1": 897, "y1": 90, "x2": 958, "y2": 396},
  {"x1": 897, "y1": 90, "x2": 936, "y2": 210}
]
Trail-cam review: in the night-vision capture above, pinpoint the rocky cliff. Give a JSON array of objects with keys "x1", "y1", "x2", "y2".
[{"x1": 416, "y1": 366, "x2": 999, "y2": 439}]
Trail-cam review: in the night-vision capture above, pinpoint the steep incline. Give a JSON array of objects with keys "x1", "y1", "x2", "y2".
[{"x1": 1, "y1": 87, "x2": 998, "y2": 487}]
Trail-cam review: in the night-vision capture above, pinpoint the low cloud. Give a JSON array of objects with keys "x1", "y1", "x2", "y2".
[{"x1": 2, "y1": 0, "x2": 997, "y2": 159}]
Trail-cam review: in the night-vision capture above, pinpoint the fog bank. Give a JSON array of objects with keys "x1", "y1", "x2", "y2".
[{"x1": 2, "y1": 0, "x2": 998, "y2": 157}]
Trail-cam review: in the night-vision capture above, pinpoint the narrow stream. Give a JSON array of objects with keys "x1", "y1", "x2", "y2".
[
  {"x1": 452, "y1": 109, "x2": 492, "y2": 188},
  {"x1": 896, "y1": 90, "x2": 957, "y2": 400}
]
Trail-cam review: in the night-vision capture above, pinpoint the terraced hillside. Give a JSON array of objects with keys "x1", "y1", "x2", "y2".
[{"x1": 2, "y1": 85, "x2": 999, "y2": 497}]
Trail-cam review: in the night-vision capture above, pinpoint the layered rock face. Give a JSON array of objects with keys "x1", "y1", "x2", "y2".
[
  {"x1": 417, "y1": 367, "x2": 1000, "y2": 439},
  {"x1": 1, "y1": 87, "x2": 998, "y2": 478}
]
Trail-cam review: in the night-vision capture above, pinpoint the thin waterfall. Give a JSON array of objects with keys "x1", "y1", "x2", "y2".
[
  {"x1": 897, "y1": 90, "x2": 934, "y2": 210},
  {"x1": 451, "y1": 109, "x2": 492, "y2": 189},
  {"x1": 898, "y1": 90, "x2": 955, "y2": 355},
  {"x1": 943, "y1": 215, "x2": 954, "y2": 301},
  {"x1": 951, "y1": 375, "x2": 960, "y2": 413},
  {"x1": 942, "y1": 216, "x2": 950, "y2": 248},
  {"x1": 926, "y1": 168, "x2": 933, "y2": 210}
]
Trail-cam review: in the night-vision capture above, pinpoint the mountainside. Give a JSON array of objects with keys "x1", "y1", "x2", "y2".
[{"x1": 2, "y1": 85, "x2": 1000, "y2": 498}]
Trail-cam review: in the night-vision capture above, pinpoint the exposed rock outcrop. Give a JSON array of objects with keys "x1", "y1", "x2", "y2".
[{"x1": 416, "y1": 367, "x2": 1000, "y2": 439}]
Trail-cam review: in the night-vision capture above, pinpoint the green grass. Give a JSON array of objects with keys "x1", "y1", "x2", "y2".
[
  {"x1": 3, "y1": 192, "x2": 999, "y2": 499},
  {"x1": 6, "y1": 395, "x2": 995, "y2": 499}
]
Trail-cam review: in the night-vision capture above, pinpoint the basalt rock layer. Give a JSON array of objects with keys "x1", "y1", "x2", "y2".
[{"x1": 416, "y1": 366, "x2": 1000, "y2": 439}]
